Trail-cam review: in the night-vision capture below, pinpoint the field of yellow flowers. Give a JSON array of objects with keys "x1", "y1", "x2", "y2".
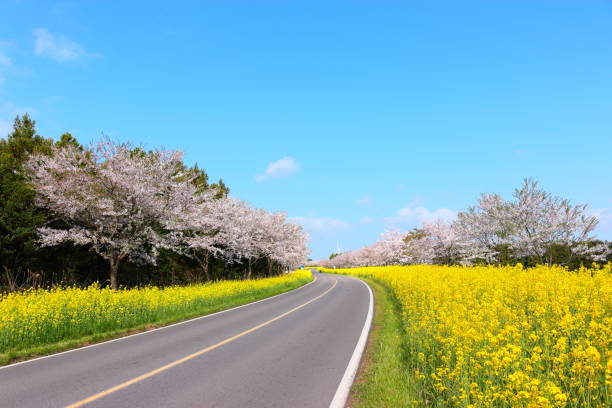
[
  {"x1": 321, "y1": 264, "x2": 611, "y2": 408},
  {"x1": 0, "y1": 270, "x2": 312, "y2": 357}
]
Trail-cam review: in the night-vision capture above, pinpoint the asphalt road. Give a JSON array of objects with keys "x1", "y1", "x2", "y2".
[{"x1": 0, "y1": 271, "x2": 372, "y2": 408}]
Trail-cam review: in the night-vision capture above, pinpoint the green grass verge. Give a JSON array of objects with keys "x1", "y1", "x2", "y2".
[
  {"x1": 347, "y1": 277, "x2": 420, "y2": 408},
  {"x1": 0, "y1": 275, "x2": 312, "y2": 367}
]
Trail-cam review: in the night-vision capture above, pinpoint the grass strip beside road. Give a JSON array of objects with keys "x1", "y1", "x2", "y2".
[
  {"x1": 320, "y1": 265, "x2": 612, "y2": 407},
  {"x1": 0, "y1": 271, "x2": 313, "y2": 366},
  {"x1": 345, "y1": 277, "x2": 419, "y2": 408}
]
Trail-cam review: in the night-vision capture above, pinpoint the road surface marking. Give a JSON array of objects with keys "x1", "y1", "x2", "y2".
[
  {"x1": 65, "y1": 278, "x2": 338, "y2": 408},
  {"x1": 329, "y1": 277, "x2": 374, "y2": 408}
]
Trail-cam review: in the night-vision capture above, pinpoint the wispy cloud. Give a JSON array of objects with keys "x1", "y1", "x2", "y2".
[
  {"x1": 33, "y1": 28, "x2": 100, "y2": 63},
  {"x1": 355, "y1": 194, "x2": 373, "y2": 206},
  {"x1": 255, "y1": 157, "x2": 298, "y2": 182},
  {"x1": 360, "y1": 216, "x2": 373, "y2": 224},
  {"x1": 592, "y1": 207, "x2": 612, "y2": 240},
  {"x1": 385, "y1": 205, "x2": 457, "y2": 229},
  {"x1": 292, "y1": 216, "x2": 350, "y2": 233}
]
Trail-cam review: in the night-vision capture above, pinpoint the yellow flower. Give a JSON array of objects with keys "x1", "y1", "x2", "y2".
[
  {"x1": 1, "y1": 270, "x2": 312, "y2": 354},
  {"x1": 320, "y1": 264, "x2": 611, "y2": 407}
]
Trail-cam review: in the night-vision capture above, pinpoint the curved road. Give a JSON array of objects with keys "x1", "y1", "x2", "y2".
[{"x1": 0, "y1": 271, "x2": 372, "y2": 408}]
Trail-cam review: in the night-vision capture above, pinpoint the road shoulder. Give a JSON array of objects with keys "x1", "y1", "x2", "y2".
[{"x1": 345, "y1": 277, "x2": 420, "y2": 408}]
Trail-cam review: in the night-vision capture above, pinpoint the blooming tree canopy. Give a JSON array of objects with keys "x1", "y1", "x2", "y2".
[
  {"x1": 25, "y1": 140, "x2": 195, "y2": 289},
  {"x1": 313, "y1": 179, "x2": 609, "y2": 268}
]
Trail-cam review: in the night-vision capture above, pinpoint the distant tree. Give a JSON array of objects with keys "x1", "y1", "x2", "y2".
[
  {"x1": 319, "y1": 179, "x2": 609, "y2": 269},
  {"x1": 506, "y1": 179, "x2": 601, "y2": 265},
  {"x1": 401, "y1": 228, "x2": 434, "y2": 264},
  {"x1": 210, "y1": 178, "x2": 229, "y2": 198},
  {"x1": 179, "y1": 195, "x2": 308, "y2": 279},
  {"x1": 55, "y1": 132, "x2": 83, "y2": 150},
  {"x1": 454, "y1": 192, "x2": 509, "y2": 263},
  {"x1": 456, "y1": 179, "x2": 604, "y2": 265},
  {"x1": 421, "y1": 221, "x2": 468, "y2": 265},
  {"x1": 187, "y1": 164, "x2": 209, "y2": 193}
]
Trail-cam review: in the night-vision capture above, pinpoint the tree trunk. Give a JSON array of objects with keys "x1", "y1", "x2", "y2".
[
  {"x1": 194, "y1": 251, "x2": 211, "y2": 281},
  {"x1": 109, "y1": 256, "x2": 120, "y2": 290},
  {"x1": 203, "y1": 251, "x2": 211, "y2": 281},
  {"x1": 247, "y1": 258, "x2": 252, "y2": 280}
]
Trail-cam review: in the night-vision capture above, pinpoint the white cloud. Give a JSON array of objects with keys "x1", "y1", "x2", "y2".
[
  {"x1": 360, "y1": 216, "x2": 373, "y2": 224},
  {"x1": 385, "y1": 205, "x2": 458, "y2": 228},
  {"x1": 292, "y1": 216, "x2": 350, "y2": 233},
  {"x1": 33, "y1": 28, "x2": 100, "y2": 62},
  {"x1": 355, "y1": 194, "x2": 373, "y2": 206},
  {"x1": 591, "y1": 207, "x2": 612, "y2": 240},
  {"x1": 255, "y1": 156, "x2": 298, "y2": 182}
]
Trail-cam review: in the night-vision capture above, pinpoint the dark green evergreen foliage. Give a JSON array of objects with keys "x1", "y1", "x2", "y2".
[
  {"x1": 56, "y1": 132, "x2": 83, "y2": 150},
  {"x1": 184, "y1": 163, "x2": 228, "y2": 197},
  {"x1": 0, "y1": 115, "x2": 52, "y2": 287},
  {"x1": 210, "y1": 178, "x2": 229, "y2": 198},
  {"x1": 0, "y1": 116, "x2": 103, "y2": 289},
  {"x1": 499, "y1": 240, "x2": 612, "y2": 269},
  {"x1": 455, "y1": 241, "x2": 612, "y2": 269}
]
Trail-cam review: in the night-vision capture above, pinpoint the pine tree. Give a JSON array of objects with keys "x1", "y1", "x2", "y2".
[{"x1": 0, "y1": 115, "x2": 53, "y2": 284}]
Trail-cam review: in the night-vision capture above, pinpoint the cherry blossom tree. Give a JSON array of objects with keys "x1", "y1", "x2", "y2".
[
  {"x1": 376, "y1": 229, "x2": 408, "y2": 265},
  {"x1": 401, "y1": 228, "x2": 435, "y2": 265},
  {"x1": 455, "y1": 179, "x2": 605, "y2": 265},
  {"x1": 264, "y1": 212, "x2": 309, "y2": 273},
  {"x1": 454, "y1": 193, "x2": 509, "y2": 263},
  {"x1": 421, "y1": 221, "x2": 472, "y2": 264},
  {"x1": 25, "y1": 140, "x2": 194, "y2": 289},
  {"x1": 505, "y1": 179, "x2": 601, "y2": 264},
  {"x1": 182, "y1": 196, "x2": 309, "y2": 279},
  {"x1": 572, "y1": 241, "x2": 611, "y2": 263},
  {"x1": 172, "y1": 189, "x2": 226, "y2": 281},
  {"x1": 315, "y1": 180, "x2": 608, "y2": 268},
  {"x1": 233, "y1": 208, "x2": 309, "y2": 276}
]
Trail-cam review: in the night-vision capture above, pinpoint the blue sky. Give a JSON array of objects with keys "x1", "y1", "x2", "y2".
[{"x1": 1, "y1": 0, "x2": 611, "y2": 260}]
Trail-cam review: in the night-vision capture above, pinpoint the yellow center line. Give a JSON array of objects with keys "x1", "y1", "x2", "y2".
[{"x1": 65, "y1": 278, "x2": 338, "y2": 408}]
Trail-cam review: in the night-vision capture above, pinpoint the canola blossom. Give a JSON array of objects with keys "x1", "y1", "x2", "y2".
[
  {"x1": 319, "y1": 264, "x2": 611, "y2": 408},
  {"x1": 0, "y1": 270, "x2": 312, "y2": 354}
]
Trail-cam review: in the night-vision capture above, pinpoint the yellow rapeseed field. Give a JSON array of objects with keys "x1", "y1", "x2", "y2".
[
  {"x1": 0, "y1": 270, "x2": 312, "y2": 354},
  {"x1": 321, "y1": 264, "x2": 611, "y2": 408}
]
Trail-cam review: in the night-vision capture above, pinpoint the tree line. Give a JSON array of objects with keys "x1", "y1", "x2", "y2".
[
  {"x1": 315, "y1": 179, "x2": 611, "y2": 269},
  {"x1": 1, "y1": 115, "x2": 309, "y2": 291}
]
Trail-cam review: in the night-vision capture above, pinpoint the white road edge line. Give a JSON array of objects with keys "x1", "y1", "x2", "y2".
[
  {"x1": 329, "y1": 277, "x2": 374, "y2": 408},
  {"x1": 0, "y1": 274, "x2": 318, "y2": 371}
]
